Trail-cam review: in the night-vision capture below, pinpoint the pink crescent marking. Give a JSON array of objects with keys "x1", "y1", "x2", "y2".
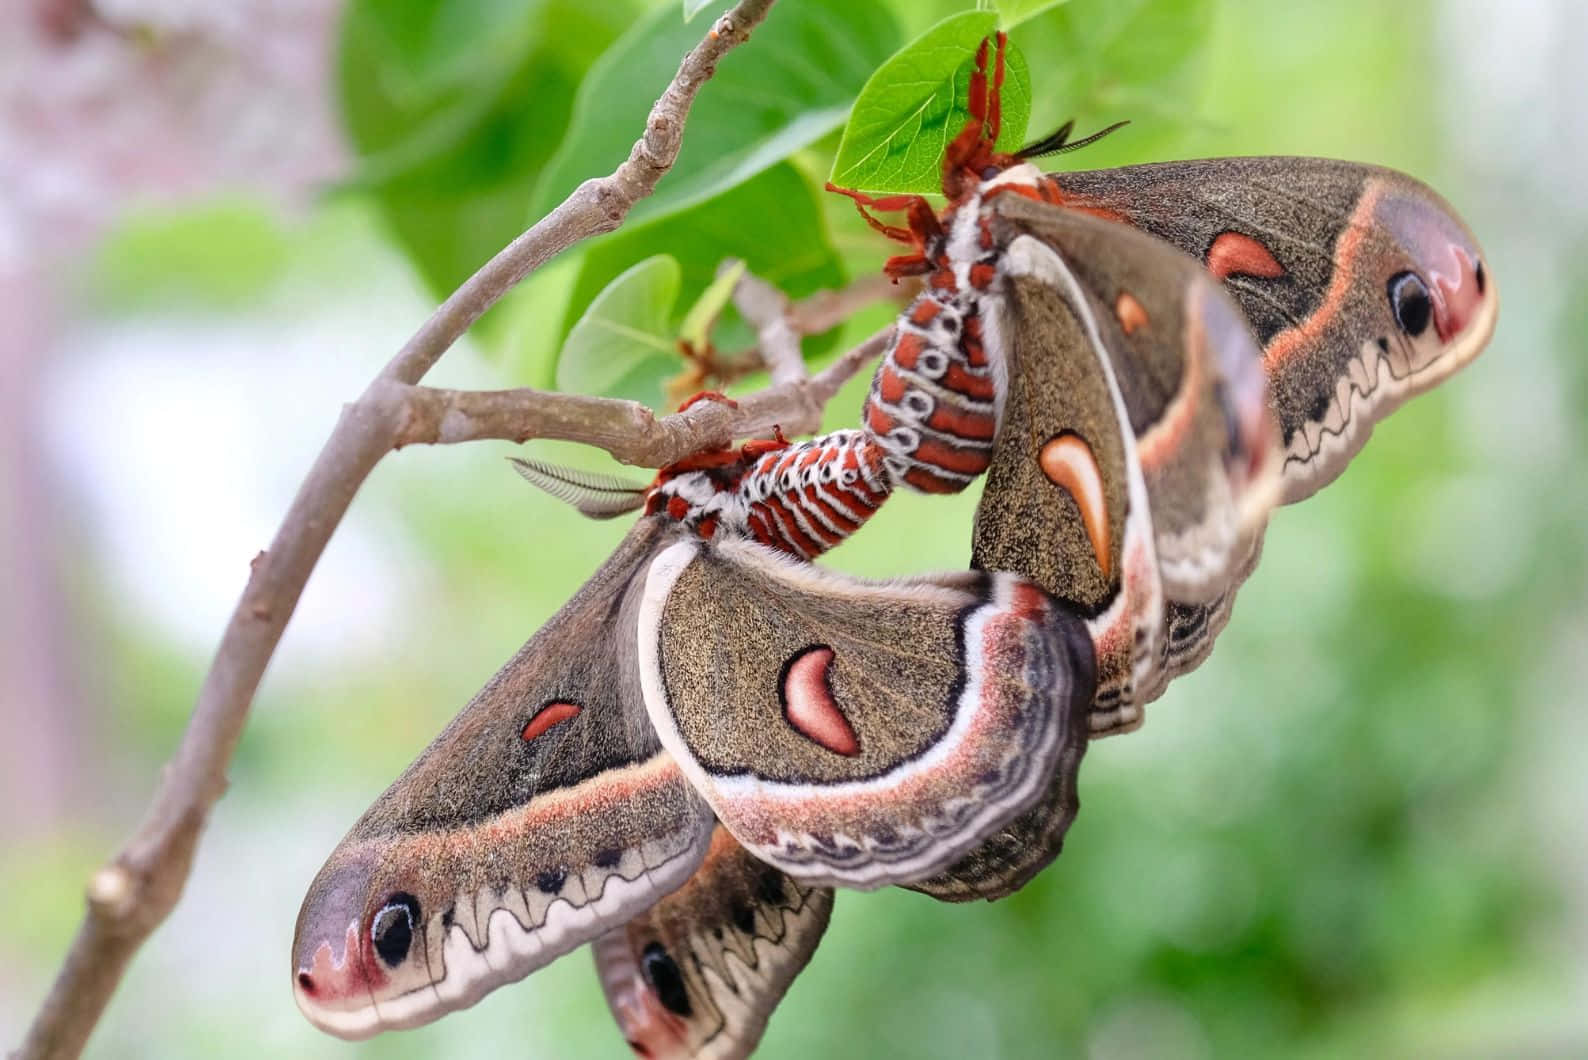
[
  {"x1": 782, "y1": 647, "x2": 860, "y2": 756},
  {"x1": 522, "y1": 701, "x2": 582, "y2": 742},
  {"x1": 1038, "y1": 433, "x2": 1112, "y2": 580},
  {"x1": 1207, "y1": 230, "x2": 1287, "y2": 281}
]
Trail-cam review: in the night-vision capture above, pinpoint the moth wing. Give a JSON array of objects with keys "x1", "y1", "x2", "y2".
[
  {"x1": 914, "y1": 197, "x2": 1279, "y2": 902},
  {"x1": 595, "y1": 828, "x2": 833, "y2": 1060},
  {"x1": 982, "y1": 192, "x2": 1281, "y2": 726},
  {"x1": 1046, "y1": 157, "x2": 1497, "y2": 502},
  {"x1": 638, "y1": 536, "x2": 1096, "y2": 890},
  {"x1": 292, "y1": 519, "x2": 716, "y2": 1039}
]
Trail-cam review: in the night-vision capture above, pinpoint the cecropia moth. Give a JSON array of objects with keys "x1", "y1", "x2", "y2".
[{"x1": 292, "y1": 31, "x2": 1494, "y2": 1059}]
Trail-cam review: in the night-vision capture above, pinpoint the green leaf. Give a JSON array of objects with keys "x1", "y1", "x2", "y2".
[
  {"x1": 336, "y1": 0, "x2": 639, "y2": 304},
  {"x1": 557, "y1": 163, "x2": 845, "y2": 402},
  {"x1": 531, "y1": 0, "x2": 901, "y2": 227},
  {"x1": 555, "y1": 255, "x2": 682, "y2": 397},
  {"x1": 682, "y1": 0, "x2": 716, "y2": 20},
  {"x1": 91, "y1": 199, "x2": 291, "y2": 310},
  {"x1": 828, "y1": 12, "x2": 1031, "y2": 194},
  {"x1": 994, "y1": 0, "x2": 1071, "y2": 28},
  {"x1": 678, "y1": 260, "x2": 746, "y2": 352}
]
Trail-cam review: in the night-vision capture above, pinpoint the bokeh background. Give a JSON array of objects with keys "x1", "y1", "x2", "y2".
[{"x1": 4, "y1": 0, "x2": 1585, "y2": 1057}]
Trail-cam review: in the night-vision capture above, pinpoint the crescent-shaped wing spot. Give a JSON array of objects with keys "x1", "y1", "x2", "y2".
[
  {"x1": 1206, "y1": 230, "x2": 1286, "y2": 281},
  {"x1": 1114, "y1": 291, "x2": 1149, "y2": 335},
  {"x1": 521, "y1": 700, "x2": 582, "y2": 742},
  {"x1": 780, "y1": 646, "x2": 860, "y2": 756},
  {"x1": 1038, "y1": 433, "x2": 1112, "y2": 580}
]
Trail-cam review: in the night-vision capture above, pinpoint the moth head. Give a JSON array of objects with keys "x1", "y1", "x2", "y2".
[{"x1": 291, "y1": 844, "x2": 450, "y2": 1038}]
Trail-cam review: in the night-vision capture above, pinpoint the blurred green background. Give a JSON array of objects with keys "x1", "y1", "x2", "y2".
[{"x1": 3, "y1": 0, "x2": 1584, "y2": 1057}]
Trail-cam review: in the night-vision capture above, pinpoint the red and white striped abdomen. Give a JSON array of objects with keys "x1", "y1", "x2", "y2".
[
  {"x1": 863, "y1": 272, "x2": 1002, "y2": 495},
  {"x1": 736, "y1": 429, "x2": 893, "y2": 560}
]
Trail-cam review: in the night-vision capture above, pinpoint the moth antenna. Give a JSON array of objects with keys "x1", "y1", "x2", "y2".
[
  {"x1": 509, "y1": 457, "x2": 648, "y2": 520},
  {"x1": 1017, "y1": 119, "x2": 1075, "y2": 158},
  {"x1": 1017, "y1": 119, "x2": 1130, "y2": 159}
]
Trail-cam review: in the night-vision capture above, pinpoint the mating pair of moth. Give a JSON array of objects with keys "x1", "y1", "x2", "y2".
[{"x1": 292, "y1": 33, "x2": 1497, "y2": 1060}]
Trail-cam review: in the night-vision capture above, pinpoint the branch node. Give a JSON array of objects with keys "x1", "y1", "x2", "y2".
[{"x1": 87, "y1": 866, "x2": 135, "y2": 920}]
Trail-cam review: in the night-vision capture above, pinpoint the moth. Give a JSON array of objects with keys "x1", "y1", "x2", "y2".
[{"x1": 292, "y1": 31, "x2": 1496, "y2": 1059}]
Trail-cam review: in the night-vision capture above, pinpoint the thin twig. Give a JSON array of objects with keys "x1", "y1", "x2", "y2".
[
  {"x1": 14, "y1": 4, "x2": 779, "y2": 1058},
  {"x1": 391, "y1": 324, "x2": 892, "y2": 462},
  {"x1": 732, "y1": 265, "x2": 806, "y2": 386},
  {"x1": 708, "y1": 271, "x2": 909, "y2": 387}
]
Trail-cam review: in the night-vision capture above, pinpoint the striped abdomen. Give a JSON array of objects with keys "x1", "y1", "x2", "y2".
[
  {"x1": 863, "y1": 289, "x2": 1000, "y2": 494},
  {"x1": 737, "y1": 429, "x2": 893, "y2": 560}
]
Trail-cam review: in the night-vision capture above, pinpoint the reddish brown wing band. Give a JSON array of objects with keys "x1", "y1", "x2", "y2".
[
  {"x1": 595, "y1": 828, "x2": 832, "y2": 1060},
  {"x1": 638, "y1": 535, "x2": 1096, "y2": 889}
]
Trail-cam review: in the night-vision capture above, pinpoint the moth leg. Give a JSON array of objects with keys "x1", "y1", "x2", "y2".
[{"x1": 676, "y1": 389, "x2": 738, "y2": 413}]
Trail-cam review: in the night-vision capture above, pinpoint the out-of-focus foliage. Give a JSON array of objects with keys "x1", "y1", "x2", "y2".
[{"x1": 8, "y1": 1, "x2": 1585, "y2": 1058}]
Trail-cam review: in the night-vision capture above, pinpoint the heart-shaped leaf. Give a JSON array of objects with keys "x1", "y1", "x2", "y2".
[
  {"x1": 548, "y1": 163, "x2": 845, "y2": 402},
  {"x1": 828, "y1": 12, "x2": 1031, "y2": 194},
  {"x1": 556, "y1": 255, "x2": 682, "y2": 398}
]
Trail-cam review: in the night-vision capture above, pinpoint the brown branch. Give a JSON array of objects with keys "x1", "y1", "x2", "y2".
[
  {"x1": 392, "y1": 324, "x2": 891, "y2": 463},
  {"x1": 13, "y1": 4, "x2": 781, "y2": 1058}
]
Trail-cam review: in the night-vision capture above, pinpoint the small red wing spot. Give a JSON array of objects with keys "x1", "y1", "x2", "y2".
[
  {"x1": 666, "y1": 496, "x2": 690, "y2": 520},
  {"x1": 1206, "y1": 231, "x2": 1286, "y2": 281},
  {"x1": 1115, "y1": 291, "x2": 1149, "y2": 336},
  {"x1": 522, "y1": 701, "x2": 582, "y2": 742},
  {"x1": 782, "y1": 647, "x2": 859, "y2": 756},
  {"x1": 910, "y1": 300, "x2": 943, "y2": 325}
]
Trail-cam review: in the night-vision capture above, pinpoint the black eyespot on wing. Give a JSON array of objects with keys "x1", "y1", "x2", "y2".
[
  {"x1": 371, "y1": 892, "x2": 420, "y2": 968},
  {"x1": 640, "y1": 942, "x2": 692, "y2": 1017},
  {"x1": 730, "y1": 901, "x2": 757, "y2": 935},
  {"x1": 1388, "y1": 271, "x2": 1432, "y2": 337},
  {"x1": 536, "y1": 868, "x2": 567, "y2": 895},
  {"x1": 1474, "y1": 258, "x2": 1487, "y2": 295}
]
